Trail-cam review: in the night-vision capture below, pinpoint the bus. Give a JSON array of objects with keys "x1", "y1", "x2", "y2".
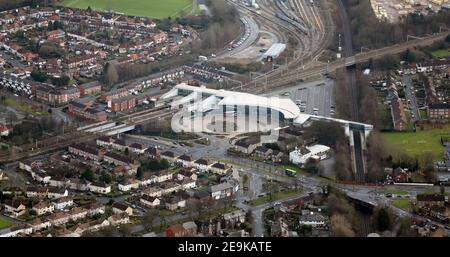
[{"x1": 285, "y1": 168, "x2": 297, "y2": 177}]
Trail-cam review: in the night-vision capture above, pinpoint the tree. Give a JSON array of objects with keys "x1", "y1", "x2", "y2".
[
  {"x1": 303, "y1": 121, "x2": 346, "y2": 147},
  {"x1": 51, "y1": 75, "x2": 70, "y2": 87},
  {"x1": 136, "y1": 167, "x2": 144, "y2": 179},
  {"x1": 396, "y1": 217, "x2": 416, "y2": 237},
  {"x1": 422, "y1": 152, "x2": 437, "y2": 183},
  {"x1": 118, "y1": 224, "x2": 132, "y2": 237},
  {"x1": 31, "y1": 69, "x2": 49, "y2": 82},
  {"x1": 142, "y1": 209, "x2": 157, "y2": 230},
  {"x1": 402, "y1": 48, "x2": 417, "y2": 63},
  {"x1": 39, "y1": 42, "x2": 65, "y2": 59},
  {"x1": 330, "y1": 214, "x2": 355, "y2": 237},
  {"x1": 81, "y1": 169, "x2": 94, "y2": 181},
  {"x1": 160, "y1": 159, "x2": 170, "y2": 170},
  {"x1": 304, "y1": 158, "x2": 319, "y2": 174},
  {"x1": 103, "y1": 62, "x2": 119, "y2": 89},
  {"x1": 100, "y1": 171, "x2": 112, "y2": 184},
  {"x1": 297, "y1": 225, "x2": 313, "y2": 236},
  {"x1": 374, "y1": 208, "x2": 391, "y2": 232}
]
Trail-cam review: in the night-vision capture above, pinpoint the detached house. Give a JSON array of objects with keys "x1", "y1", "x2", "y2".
[
  {"x1": 145, "y1": 147, "x2": 160, "y2": 159},
  {"x1": 69, "y1": 207, "x2": 88, "y2": 221},
  {"x1": 28, "y1": 218, "x2": 51, "y2": 233},
  {"x1": 52, "y1": 197, "x2": 74, "y2": 210},
  {"x1": 208, "y1": 182, "x2": 235, "y2": 200},
  {"x1": 177, "y1": 170, "x2": 197, "y2": 181},
  {"x1": 31, "y1": 170, "x2": 51, "y2": 184},
  {"x1": 140, "y1": 195, "x2": 160, "y2": 208},
  {"x1": 26, "y1": 186, "x2": 48, "y2": 198},
  {"x1": 253, "y1": 146, "x2": 273, "y2": 160},
  {"x1": 32, "y1": 201, "x2": 54, "y2": 216},
  {"x1": 4, "y1": 200, "x2": 27, "y2": 218},
  {"x1": 48, "y1": 176, "x2": 69, "y2": 188},
  {"x1": 112, "y1": 202, "x2": 133, "y2": 216},
  {"x1": 193, "y1": 158, "x2": 210, "y2": 172},
  {"x1": 108, "y1": 213, "x2": 130, "y2": 226},
  {"x1": 210, "y1": 162, "x2": 231, "y2": 175},
  {"x1": 47, "y1": 212, "x2": 71, "y2": 226},
  {"x1": 89, "y1": 182, "x2": 111, "y2": 195},
  {"x1": 176, "y1": 154, "x2": 193, "y2": 167},
  {"x1": 47, "y1": 187, "x2": 68, "y2": 199},
  {"x1": 166, "y1": 224, "x2": 187, "y2": 237},
  {"x1": 128, "y1": 143, "x2": 147, "y2": 154},
  {"x1": 165, "y1": 195, "x2": 186, "y2": 211},
  {"x1": 118, "y1": 179, "x2": 140, "y2": 192},
  {"x1": 83, "y1": 202, "x2": 105, "y2": 216},
  {"x1": 161, "y1": 151, "x2": 177, "y2": 163},
  {"x1": 154, "y1": 170, "x2": 173, "y2": 183},
  {"x1": 67, "y1": 178, "x2": 91, "y2": 192}
]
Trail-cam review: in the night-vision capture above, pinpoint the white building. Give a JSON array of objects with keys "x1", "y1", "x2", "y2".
[
  {"x1": 89, "y1": 182, "x2": 111, "y2": 194},
  {"x1": 52, "y1": 197, "x2": 74, "y2": 210},
  {"x1": 289, "y1": 144, "x2": 330, "y2": 165},
  {"x1": 118, "y1": 179, "x2": 140, "y2": 192},
  {"x1": 299, "y1": 212, "x2": 328, "y2": 228}
]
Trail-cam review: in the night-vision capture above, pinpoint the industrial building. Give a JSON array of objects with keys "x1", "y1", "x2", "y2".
[{"x1": 262, "y1": 43, "x2": 286, "y2": 61}]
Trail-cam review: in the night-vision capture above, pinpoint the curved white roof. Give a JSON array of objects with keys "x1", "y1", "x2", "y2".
[{"x1": 168, "y1": 83, "x2": 302, "y2": 119}]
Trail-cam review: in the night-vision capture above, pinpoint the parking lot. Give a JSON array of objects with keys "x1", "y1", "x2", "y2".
[{"x1": 265, "y1": 78, "x2": 335, "y2": 117}]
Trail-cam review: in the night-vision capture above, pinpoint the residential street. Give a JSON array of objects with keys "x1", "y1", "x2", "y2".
[{"x1": 403, "y1": 75, "x2": 420, "y2": 122}]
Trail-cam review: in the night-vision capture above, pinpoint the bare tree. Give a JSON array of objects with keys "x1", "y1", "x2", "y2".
[
  {"x1": 330, "y1": 214, "x2": 356, "y2": 237},
  {"x1": 142, "y1": 209, "x2": 157, "y2": 230},
  {"x1": 103, "y1": 62, "x2": 119, "y2": 89}
]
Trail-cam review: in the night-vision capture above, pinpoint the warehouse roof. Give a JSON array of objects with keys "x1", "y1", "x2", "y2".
[{"x1": 263, "y1": 43, "x2": 286, "y2": 59}]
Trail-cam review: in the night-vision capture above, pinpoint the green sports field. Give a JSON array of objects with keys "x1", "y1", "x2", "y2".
[
  {"x1": 431, "y1": 48, "x2": 450, "y2": 59},
  {"x1": 382, "y1": 126, "x2": 450, "y2": 160},
  {"x1": 62, "y1": 0, "x2": 194, "y2": 19}
]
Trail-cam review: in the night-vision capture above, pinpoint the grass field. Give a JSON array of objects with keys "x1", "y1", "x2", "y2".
[
  {"x1": 392, "y1": 198, "x2": 411, "y2": 211},
  {"x1": 0, "y1": 96, "x2": 48, "y2": 116},
  {"x1": 385, "y1": 189, "x2": 408, "y2": 195},
  {"x1": 0, "y1": 217, "x2": 14, "y2": 229},
  {"x1": 62, "y1": 0, "x2": 193, "y2": 19},
  {"x1": 382, "y1": 126, "x2": 450, "y2": 160},
  {"x1": 431, "y1": 48, "x2": 450, "y2": 59}
]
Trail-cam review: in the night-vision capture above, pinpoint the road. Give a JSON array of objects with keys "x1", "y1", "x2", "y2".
[
  {"x1": 403, "y1": 75, "x2": 420, "y2": 122},
  {"x1": 213, "y1": 15, "x2": 260, "y2": 60},
  {"x1": 0, "y1": 50, "x2": 26, "y2": 69}
]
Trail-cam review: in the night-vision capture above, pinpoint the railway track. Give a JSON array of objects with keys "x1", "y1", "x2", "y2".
[{"x1": 234, "y1": 0, "x2": 333, "y2": 88}]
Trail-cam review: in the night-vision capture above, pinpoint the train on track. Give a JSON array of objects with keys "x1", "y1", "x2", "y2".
[{"x1": 275, "y1": 12, "x2": 308, "y2": 35}]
